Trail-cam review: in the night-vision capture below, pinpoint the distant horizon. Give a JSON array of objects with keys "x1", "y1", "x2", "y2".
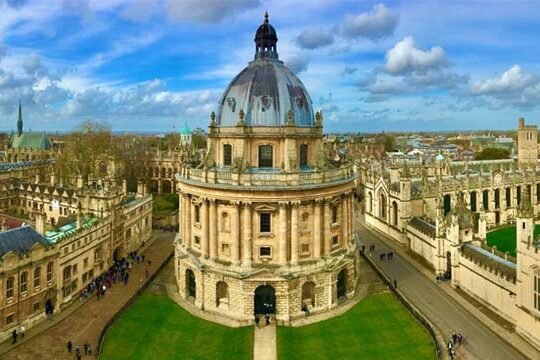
[{"x1": 1, "y1": 1, "x2": 540, "y2": 133}]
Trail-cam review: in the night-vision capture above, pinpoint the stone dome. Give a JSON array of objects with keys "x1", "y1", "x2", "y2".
[{"x1": 216, "y1": 13, "x2": 314, "y2": 127}]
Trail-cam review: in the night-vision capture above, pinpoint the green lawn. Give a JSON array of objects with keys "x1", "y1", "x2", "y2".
[
  {"x1": 486, "y1": 224, "x2": 540, "y2": 258},
  {"x1": 153, "y1": 194, "x2": 179, "y2": 218},
  {"x1": 278, "y1": 293, "x2": 436, "y2": 360},
  {"x1": 100, "y1": 293, "x2": 253, "y2": 360}
]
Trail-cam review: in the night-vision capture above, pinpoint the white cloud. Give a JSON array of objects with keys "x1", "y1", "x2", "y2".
[
  {"x1": 341, "y1": 3, "x2": 398, "y2": 40},
  {"x1": 166, "y1": 0, "x2": 261, "y2": 23},
  {"x1": 295, "y1": 29, "x2": 334, "y2": 49},
  {"x1": 384, "y1": 36, "x2": 447, "y2": 74},
  {"x1": 282, "y1": 53, "x2": 309, "y2": 74},
  {"x1": 471, "y1": 65, "x2": 536, "y2": 94}
]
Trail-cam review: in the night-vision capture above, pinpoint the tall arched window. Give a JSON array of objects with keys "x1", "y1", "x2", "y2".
[
  {"x1": 482, "y1": 190, "x2": 489, "y2": 210},
  {"x1": 223, "y1": 144, "x2": 232, "y2": 166},
  {"x1": 443, "y1": 194, "x2": 451, "y2": 216},
  {"x1": 258, "y1": 145, "x2": 273, "y2": 168},
  {"x1": 470, "y1": 191, "x2": 477, "y2": 212},
  {"x1": 379, "y1": 193, "x2": 387, "y2": 220},
  {"x1": 47, "y1": 262, "x2": 54, "y2": 283},
  {"x1": 34, "y1": 267, "x2": 42, "y2": 289},
  {"x1": 299, "y1": 144, "x2": 308, "y2": 168},
  {"x1": 20, "y1": 271, "x2": 28, "y2": 294},
  {"x1": 6, "y1": 276, "x2": 14, "y2": 299},
  {"x1": 392, "y1": 201, "x2": 398, "y2": 226}
]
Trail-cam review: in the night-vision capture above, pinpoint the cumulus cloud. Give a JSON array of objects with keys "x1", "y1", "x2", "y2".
[
  {"x1": 342, "y1": 66, "x2": 357, "y2": 75},
  {"x1": 295, "y1": 29, "x2": 334, "y2": 49},
  {"x1": 471, "y1": 65, "x2": 536, "y2": 95},
  {"x1": 23, "y1": 53, "x2": 49, "y2": 78},
  {"x1": 384, "y1": 37, "x2": 447, "y2": 74},
  {"x1": 283, "y1": 53, "x2": 309, "y2": 74},
  {"x1": 341, "y1": 3, "x2": 399, "y2": 40},
  {"x1": 121, "y1": 0, "x2": 160, "y2": 22},
  {"x1": 166, "y1": 0, "x2": 261, "y2": 23}
]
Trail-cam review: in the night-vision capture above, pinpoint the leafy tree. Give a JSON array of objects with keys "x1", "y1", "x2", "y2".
[{"x1": 474, "y1": 147, "x2": 510, "y2": 160}]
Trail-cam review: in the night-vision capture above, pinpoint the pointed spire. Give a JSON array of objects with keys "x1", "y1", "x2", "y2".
[
  {"x1": 17, "y1": 100, "x2": 23, "y2": 136},
  {"x1": 264, "y1": 10, "x2": 269, "y2": 24}
]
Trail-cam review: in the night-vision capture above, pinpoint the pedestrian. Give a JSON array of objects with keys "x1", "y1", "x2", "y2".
[
  {"x1": 393, "y1": 280, "x2": 397, "y2": 289},
  {"x1": 145, "y1": 269, "x2": 149, "y2": 278},
  {"x1": 142, "y1": 255, "x2": 145, "y2": 263},
  {"x1": 88, "y1": 343, "x2": 92, "y2": 355},
  {"x1": 458, "y1": 333, "x2": 463, "y2": 345},
  {"x1": 84, "y1": 341, "x2": 89, "y2": 355},
  {"x1": 75, "y1": 346, "x2": 82, "y2": 360},
  {"x1": 255, "y1": 315, "x2": 260, "y2": 328},
  {"x1": 265, "y1": 314, "x2": 270, "y2": 326},
  {"x1": 19, "y1": 324, "x2": 25, "y2": 339},
  {"x1": 67, "y1": 340, "x2": 73, "y2": 353},
  {"x1": 452, "y1": 332, "x2": 457, "y2": 345},
  {"x1": 11, "y1": 329, "x2": 17, "y2": 344}
]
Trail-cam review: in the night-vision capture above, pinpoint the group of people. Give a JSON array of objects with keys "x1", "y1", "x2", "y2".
[
  {"x1": 10, "y1": 324, "x2": 25, "y2": 345},
  {"x1": 447, "y1": 332, "x2": 464, "y2": 359},
  {"x1": 78, "y1": 251, "x2": 150, "y2": 302},
  {"x1": 67, "y1": 340, "x2": 92, "y2": 359},
  {"x1": 254, "y1": 314, "x2": 272, "y2": 328},
  {"x1": 379, "y1": 252, "x2": 394, "y2": 261}
]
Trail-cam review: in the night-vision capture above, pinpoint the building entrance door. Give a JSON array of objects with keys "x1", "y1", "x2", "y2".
[{"x1": 254, "y1": 285, "x2": 276, "y2": 315}]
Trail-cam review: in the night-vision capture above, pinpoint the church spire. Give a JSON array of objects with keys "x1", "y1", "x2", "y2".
[{"x1": 17, "y1": 100, "x2": 23, "y2": 136}]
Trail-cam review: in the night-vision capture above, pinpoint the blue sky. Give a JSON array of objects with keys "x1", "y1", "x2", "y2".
[{"x1": 1, "y1": 0, "x2": 540, "y2": 133}]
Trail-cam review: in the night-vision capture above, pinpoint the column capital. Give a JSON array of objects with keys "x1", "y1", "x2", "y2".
[
  {"x1": 278, "y1": 201, "x2": 289, "y2": 207},
  {"x1": 242, "y1": 201, "x2": 253, "y2": 207},
  {"x1": 291, "y1": 201, "x2": 301, "y2": 207},
  {"x1": 230, "y1": 200, "x2": 242, "y2": 206},
  {"x1": 208, "y1": 198, "x2": 217, "y2": 203}
]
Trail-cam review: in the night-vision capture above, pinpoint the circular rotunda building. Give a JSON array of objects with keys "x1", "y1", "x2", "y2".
[{"x1": 174, "y1": 14, "x2": 359, "y2": 323}]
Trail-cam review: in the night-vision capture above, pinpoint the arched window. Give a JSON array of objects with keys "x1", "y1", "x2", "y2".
[
  {"x1": 506, "y1": 187, "x2": 511, "y2": 207},
  {"x1": 34, "y1": 267, "x2": 42, "y2": 289},
  {"x1": 299, "y1": 144, "x2": 308, "y2": 168},
  {"x1": 258, "y1": 145, "x2": 273, "y2": 168},
  {"x1": 470, "y1": 191, "x2": 477, "y2": 212},
  {"x1": 494, "y1": 189, "x2": 500, "y2": 209},
  {"x1": 47, "y1": 262, "x2": 54, "y2": 283},
  {"x1": 6, "y1": 276, "x2": 14, "y2": 299},
  {"x1": 223, "y1": 144, "x2": 232, "y2": 166},
  {"x1": 443, "y1": 194, "x2": 451, "y2": 216},
  {"x1": 301, "y1": 281, "x2": 316, "y2": 308},
  {"x1": 216, "y1": 281, "x2": 229, "y2": 308},
  {"x1": 221, "y1": 212, "x2": 230, "y2": 232},
  {"x1": 482, "y1": 190, "x2": 489, "y2": 210},
  {"x1": 63, "y1": 266, "x2": 71, "y2": 284},
  {"x1": 392, "y1": 201, "x2": 398, "y2": 226},
  {"x1": 20, "y1": 271, "x2": 28, "y2": 293},
  {"x1": 379, "y1": 193, "x2": 387, "y2": 220},
  {"x1": 517, "y1": 186, "x2": 522, "y2": 206}
]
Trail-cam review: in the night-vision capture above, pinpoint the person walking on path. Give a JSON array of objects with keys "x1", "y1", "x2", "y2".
[
  {"x1": 87, "y1": 343, "x2": 92, "y2": 355},
  {"x1": 75, "y1": 345, "x2": 82, "y2": 360},
  {"x1": 83, "y1": 341, "x2": 89, "y2": 355},
  {"x1": 393, "y1": 280, "x2": 397, "y2": 289},
  {"x1": 66, "y1": 340, "x2": 73, "y2": 353},
  {"x1": 264, "y1": 314, "x2": 270, "y2": 326},
  {"x1": 255, "y1": 315, "x2": 260, "y2": 328},
  {"x1": 11, "y1": 329, "x2": 17, "y2": 344},
  {"x1": 19, "y1": 325, "x2": 25, "y2": 339}
]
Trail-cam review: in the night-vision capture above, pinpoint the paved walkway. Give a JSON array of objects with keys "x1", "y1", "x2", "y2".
[
  {"x1": 360, "y1": 221, "x2": 536, "y2": 360},
  {"x1": 253, "y1": 322, "x2": 276, "y2": 360},
  {"x1": 0, "y1": 231, "x2": 175, "y2": 360}
]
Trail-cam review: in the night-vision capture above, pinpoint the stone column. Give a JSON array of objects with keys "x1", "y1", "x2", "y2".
[
  {"x1": 185, "y1": 195, "x2": 191, "y2": 249},
  {"x1": 178, "y1": 194, "x2": 182, "y2": 240},
  {"x1": 231, "y1": 202, "x2": 241, "y2": 265},
  {"x1": 201, "y1": 199, "x2": 209, "y2": 258},
  {"x1": 279, "y1": 202, "x2": 288, "y2": 265},
  {"x1": 342, "y1": 196, "x2": 348, "y2": 245},
  {"x1": 290, "y1": 202, "x2": 299, "y2": 265},
  {"x1": 324, "y1": 199, "x2": 332, "y2": 255},
  {"x1": 242, "y1": 202, "x2": 252, "y2": 267},
  {"x1": 209, "y1": 199, "x2": 217, "y2": 260},
  {"x1": 313, "y1": 200, "x2": 322, "y2": 259}
]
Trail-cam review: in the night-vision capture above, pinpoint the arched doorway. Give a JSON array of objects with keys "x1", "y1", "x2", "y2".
[
  {"x1": 216, "y1": 281, "x2": 229, "y2": 308},
  {"x1": 186, "y1": 269, "x2": 196, "y2": 299},
  {"x1": 301, "y1": 281, "x2": 315, "y2": 308},
  {"x1": 113, "y1": 247, "x2": 121, "y2": 261},
  {"x1": 337, "y1": 269, "x2": 347, "y2": 299},
  {"x1": 254, "y1": 285, "x2": 276, "y2": 315}
]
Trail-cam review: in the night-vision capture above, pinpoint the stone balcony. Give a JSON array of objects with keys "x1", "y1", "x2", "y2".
[{"x1": 176, "y1": 164, "x2": 356, "y2": 189}]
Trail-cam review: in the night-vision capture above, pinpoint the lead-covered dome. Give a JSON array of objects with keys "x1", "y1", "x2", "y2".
[{"x1": 217, "y1": 13, "x2": 314, "y2": 127}]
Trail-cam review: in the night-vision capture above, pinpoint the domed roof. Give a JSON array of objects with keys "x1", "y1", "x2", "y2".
[
  {"x1": 436, "y1": 152, "x2": 445, "y2": 161},
  {"x1": 216, "y1": 13, "x2": 314, "y2": 127},
  {"x1": 180, "y1": 124, "x2": 192, "y2": 135}
]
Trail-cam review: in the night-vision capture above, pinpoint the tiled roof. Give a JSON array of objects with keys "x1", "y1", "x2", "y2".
[
  {"x1": 0, "y1": 226, "x2": 52, "y2": 258},
  {"x1": 409, "y1": 217, "x2": 436, "y2": 238},
  {"x1": 461, "y1": 242, "x2": 516, "y2": 281}
]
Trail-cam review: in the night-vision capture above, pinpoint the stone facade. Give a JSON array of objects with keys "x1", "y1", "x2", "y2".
[
  {"x1": 518, "y1": 117, "x2": 538, "y2": 166},
  {"x1": 174, "y1": 15, "x2": 359, "y2": 324}
]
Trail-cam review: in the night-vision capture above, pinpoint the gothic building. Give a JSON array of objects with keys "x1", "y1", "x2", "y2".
[{"x1": 174, "y1": 14, "x2": 358, "y2": 323}]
